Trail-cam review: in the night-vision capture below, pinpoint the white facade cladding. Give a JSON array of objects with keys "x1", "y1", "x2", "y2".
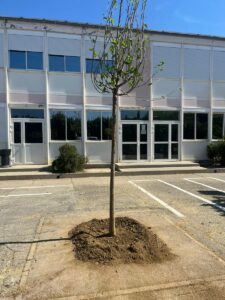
[{"x1": 1, "y1": 17, "x2": 225, "y2": 164}]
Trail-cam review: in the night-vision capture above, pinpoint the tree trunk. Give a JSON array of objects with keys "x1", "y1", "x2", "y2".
[{"x1": 109, "y1": 92, "x2": 117, "y2": 236}]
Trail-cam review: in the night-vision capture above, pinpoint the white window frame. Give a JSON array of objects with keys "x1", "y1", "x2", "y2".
[
  {"x1": 86, "y1": 110, "x2": 112, "y2": 141},
  {"x1": 212, "y1": 113, "x2": 225, "y2": 140}
]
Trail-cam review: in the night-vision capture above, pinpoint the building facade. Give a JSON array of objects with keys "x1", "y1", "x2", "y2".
[{"x1": 0, "y1": 17, "x2": 225, "y2": 165}]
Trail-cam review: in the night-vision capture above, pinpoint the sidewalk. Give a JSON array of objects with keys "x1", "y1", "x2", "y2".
[{"x1": 0, "y1": 161, "x2": 224, "y2": 180}]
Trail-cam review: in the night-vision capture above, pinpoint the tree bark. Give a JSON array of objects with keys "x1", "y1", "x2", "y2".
[{"x1": 109, "y1": 92, "x2": 117, "y2": 236}]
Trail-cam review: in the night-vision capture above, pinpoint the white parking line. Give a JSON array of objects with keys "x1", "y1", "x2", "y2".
[
  {"x1": 185, "y1": 178, "x2": 225, "y2": 194},
  {"x1": 129, "y1": 179, "x2": 157, "y2": 182},
  {"x1": 0, "y1": 185, "x2": 71, "y2": 190},
  {"x1": 208, "y1": 177, "x2": 225, "y2": 184},
  {"x1": 158, "y1": 179, "x2": 225, "y2": 213},
  {"x1": 129, "y1": 181, "x2": 185, "y2": 218},
  {"x1": 0, "y1": 192, "x2": 52, "y2": 198}
]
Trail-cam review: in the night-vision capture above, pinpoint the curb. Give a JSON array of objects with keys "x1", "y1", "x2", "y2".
[{"x1": 0, "y1": 168, "x2": 224, "y2": 180}]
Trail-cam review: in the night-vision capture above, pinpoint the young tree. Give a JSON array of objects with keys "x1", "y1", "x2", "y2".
[{"x1": 90, "y1": 0, "x2": 155, "y2": 236}]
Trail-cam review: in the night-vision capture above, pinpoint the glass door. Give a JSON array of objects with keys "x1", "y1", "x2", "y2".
[
  {"x1": 154, "y1": 123, "x2": 179, "y2": 160},
  {"x1": 12, "y1": 119, "x2": 45, "y2": 164},
  {"x1": 122, "y1": 123, "x2": 148, "y2": 160}
]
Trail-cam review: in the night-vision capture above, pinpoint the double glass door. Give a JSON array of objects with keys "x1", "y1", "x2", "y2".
[
  {"x1": 154, "y1": 123, "x2": 179, "y2": 160},
  {"x1": 12, "y1": 119, "x2": 45, "y2": 164},
  {"x1": 122, "y1": 123, "x2": 148, "y2": 160}
]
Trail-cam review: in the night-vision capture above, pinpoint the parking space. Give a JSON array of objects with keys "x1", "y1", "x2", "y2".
[{"x1": 129, "y1": 174, "x2": 225, "y2": 262}]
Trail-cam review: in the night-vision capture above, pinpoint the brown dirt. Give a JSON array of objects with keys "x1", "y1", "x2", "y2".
[{"x1": 68, "y1": 217, "x2": 175, "y2": 265}]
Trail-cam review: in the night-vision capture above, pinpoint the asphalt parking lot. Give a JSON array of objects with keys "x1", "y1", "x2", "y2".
[{"x1": 0, "y1": 173, "x2": 225, "y2": 299}]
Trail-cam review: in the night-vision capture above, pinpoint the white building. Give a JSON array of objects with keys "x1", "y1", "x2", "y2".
[{"x1": 0, "y1": 16, "x2": 225, "y2": 165}]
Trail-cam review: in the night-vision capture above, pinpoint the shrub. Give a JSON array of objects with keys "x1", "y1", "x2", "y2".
[
  {"x1": 207, "y1": 138, "x2": 225, "y2": 166},
  {"x1": 52, "y1": 144, "x2": 86, "y2": 173}
]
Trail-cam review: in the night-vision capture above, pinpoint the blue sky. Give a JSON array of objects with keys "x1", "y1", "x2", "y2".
[{"x1": 1, "y1": 0, "x2": 225, "y2": 37}]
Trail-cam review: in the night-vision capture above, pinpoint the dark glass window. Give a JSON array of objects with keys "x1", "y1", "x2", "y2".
[
  {"x1": 25, "y1": 123, "x2": 43, "y2": 143},
  {"x1": 102, "y1": 112, "x2": 112, "y2": 140},
  {"x1": 49, "y1": 55, "x2": 64, "y2": 71},
  {"x1": 87, "y1": 111, "x2": 112, "y2": 140},
  {"x1": 196, "y1": 114, "x2": 208, "y2": 139},
  {"x1": 183, "y1": 113, "x2": 195, "y2": 139},
  {"x1": 121, "y1": 110, "x2": 149, "y2": 121},
  {"x1": 10, "y1": 50, "x2": 26, "y2": 69},
  {"x1": 86, "y1": 59, "x2": 113, "y2": 74},
  {"x1": 27, "y1": 51, "x2": 43, "y2": 70},
  {"x1": 50, "y1": 110, "x2": 81, "y2": 141},
  {"x1": 155, "y1": 124, "x2": 169, "y2": 142},
  {"x1": 65, "y1": 111, "x2": 81, "y2": 140},
  {"x1": 50, "y1": 111, "x2": 66, "y2": 140},
  {"x1": 213, "y1": 114, "x2": 224, "y2": 139},
  {"x1": 14, "y1": 122, "x2": 21, "y2": 144},
  {"x1": 65, "y1": 56, "x2": 80, "y2": 72},
  {"x1": 11, "y1": 109, "x2": 44, "y2": 119},
  {"x1": 122, "y1": 124, "x2": 137, "y2": 142},
  {"x1": 153, "y1": 111, "x2": 179, "y2": 121},
  {"x1": 87, "y1": 111, "x2": 101, "y2": 140}
]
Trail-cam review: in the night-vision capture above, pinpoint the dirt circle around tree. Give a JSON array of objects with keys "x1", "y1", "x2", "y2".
[{"x1": 68, "y1": 217, "x2": 175, "y2": 265}]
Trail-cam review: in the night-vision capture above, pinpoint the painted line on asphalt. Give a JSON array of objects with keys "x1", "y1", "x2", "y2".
[
  {"x1": 158, "y1": 179, "x2": 225, "y2": 213},
  {"x1": 129, "y1": 179, "x2": 157, "y2": 182},
  {"x1": 0, "y1": 192, "x2": 52, "y2": 198},
  {"x1": 208, "y1": 177, "x2": 225, "y2": 184},
  {"x1": 185, "y1": 178, "x2": 225, "y2": 194},
  {"x1": 0, "y1": 185, "x2": 71, "y2": 190},
  {"x1": 129, "y1": 180, "x2": 185, "y2": 218}
]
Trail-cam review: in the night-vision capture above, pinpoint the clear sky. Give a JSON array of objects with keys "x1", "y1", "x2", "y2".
[{"x1": 1, "y1": 0, "x2": 225, "y2": 37}]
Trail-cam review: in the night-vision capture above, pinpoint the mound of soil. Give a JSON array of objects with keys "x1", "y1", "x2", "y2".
[{"x1": 68, "y1": 217, "x2": 175, "y2": 265}]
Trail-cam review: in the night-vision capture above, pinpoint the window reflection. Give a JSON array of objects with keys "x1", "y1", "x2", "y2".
[
  {"x1": 87, "y1": 111, "x2": 112, "y2": 140},
  {"x1": 50, "y1": 110, "x2": 81, "y2": 141},
  {"x1": 121, "y1": 110, "x2": 149, "y2": 121}
]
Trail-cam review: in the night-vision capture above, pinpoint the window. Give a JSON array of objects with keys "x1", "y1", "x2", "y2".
[
  {"x1": 50, "y1": 110, "x2": 81, "y2": 141},
  {"x1": 86, "y1": 59, "x2": 113, "y2": 74},
  {"x1": 213, "y1": 114, "x2": 224, "y2": 139},
  {"x1": 183, "y1": 113, "x2": 208, "y2": 140},
  {"x1": 11, "y1": 109, "x2": 44, "y2": 119},
  {"x1": 184, "y1": 113, "x2": 195, "y2": 139},
  {"x1": 121, "y1": 110, "x2": 149, "y2": 121},
  {"x1": 9, "y1": 50, "x2": 43, "y2": 70},
  {"x1": 153, "y1": 111, "x2": 179, "y2": 121},
  {"x1": 87, "y1": 111, "x2": 112, "y2": 140},
  {"x1": 49, "y1": 55, "x2": 80, "y2": 72}
]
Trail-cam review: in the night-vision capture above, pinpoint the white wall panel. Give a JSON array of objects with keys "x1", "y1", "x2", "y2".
[
  {"x1": 48, "y1": 37, "x2": 81, "y2": 56},
  {"x1": 153, "y1": 46, "x2": 181, "y2": 78},
  {"x1": 212, "y1": 82, "x2": 225, "y2": 100},
  {"x1": 0, "y1": 33, "x2": 4, "y2": 67},
  {"x1": 183, "y1": 81, "x2": 209, "y2": 99},
  {"x1": 85, "y1": 40, "x2": 104, "y2": 58},
  {"x1": 8, "y1": 34, "x2": 43, "y2": 52},
  {"x1": 213, "y1": 51, "x2": 225, "y2": 80},
  {"x1": 8, "y1": 71, "x2": 45, "y2": 93},
  {"x1": 182, "y1": 141, "x2": 208, "y2": 160},
  {"x1": 152, "y1": 79, "x2": 181, "y2": 99},
  {"x1": 184, "y1": 48, "x2": 210, "y2": 80},
  {"x1": 86, "y1": 142, "x2": 111, "y2": 163},
  {"x1": 48, "y1": 74, "x2": 82, "y2": 95}
]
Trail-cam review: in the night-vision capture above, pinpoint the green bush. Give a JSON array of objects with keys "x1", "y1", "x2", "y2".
[
  {"x1": 207, "y1": 138, "x2": 225, "y2": 166},
  {"x1": 52, "y1": 144, "x2": 86, "y2": 173}
]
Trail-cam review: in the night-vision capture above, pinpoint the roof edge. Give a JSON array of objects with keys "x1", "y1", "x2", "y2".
[{"x1": 1, "y1": 15, "x2": 225, "y2": 42}]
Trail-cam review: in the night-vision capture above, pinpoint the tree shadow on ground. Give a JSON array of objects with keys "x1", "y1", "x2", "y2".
[{"x1": 198, "y1": 190, "x2": 225, "y2": 217}]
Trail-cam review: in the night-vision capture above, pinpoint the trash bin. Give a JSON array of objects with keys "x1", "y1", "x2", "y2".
[{"x1": 0, "y1": 149, "x2": 11, "y2": 167}]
